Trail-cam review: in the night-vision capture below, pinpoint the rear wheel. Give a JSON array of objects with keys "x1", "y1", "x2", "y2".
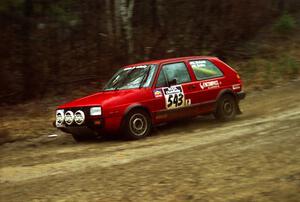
[
  {"x1": 122, "y1": 109, "x2": 151, "y2": 140},
  {"x1": 214, "y1": 94, "x2": 237, "y2": 121}
]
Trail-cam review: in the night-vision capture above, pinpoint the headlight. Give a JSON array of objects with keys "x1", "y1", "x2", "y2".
[
  {"x1": 90, "y1": 107, "x2": 102, "y2": 116},
  {"x1": 56, "y1": 109, "x2": 64, "y2": 126}
]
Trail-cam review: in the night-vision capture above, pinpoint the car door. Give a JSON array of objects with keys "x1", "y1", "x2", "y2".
[
  {"x1": 188, "y1": 59, "x2": 225, "y2": 112},
  {"x1": 152, "y1": 62, "x2": 199, "y2": 122}
]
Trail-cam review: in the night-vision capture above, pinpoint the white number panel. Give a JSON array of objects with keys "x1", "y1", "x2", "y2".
[{"x1": 162, "y1": 85, "x2": 186, "y2": 109}]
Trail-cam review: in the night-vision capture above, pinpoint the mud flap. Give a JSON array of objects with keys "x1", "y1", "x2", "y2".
[{"x1": 237, "y1": 104, "x2": 242, "y2": 115}]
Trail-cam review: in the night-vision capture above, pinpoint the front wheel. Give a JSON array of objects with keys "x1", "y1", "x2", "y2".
[
  {"x1": 214, "y1": 94, "x2": 237, "y2": 121},
  {"x1": 122, "y1": 109, "x2": 151, "y2": 140}
]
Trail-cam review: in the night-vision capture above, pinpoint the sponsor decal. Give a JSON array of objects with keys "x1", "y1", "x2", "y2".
[
  {"x1": 185, "y1": 99, "x2": 191, "y2": 106},
  {"x1": 162, "y1": 85, "x2": 186, "y2": 109},
  {"x1": 163, "y1": 86, "x2": 182, "y2": 95},
  {"x1": 200, "y1": 80, "x2": 220, "y2": 90},
  {"x1": 189, "y1": 60, "x2": 206, "y2": 68},
  {"x1": 153, "y1": 89, "x2": 163, "y2": 98},
  {"x1": 124, "y1": 65, "x2": 147, "y2": 70},
  {"x1": 232, "y1": 84, "x2": 241, "y2": 90}
]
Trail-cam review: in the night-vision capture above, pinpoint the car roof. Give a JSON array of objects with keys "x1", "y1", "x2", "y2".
[{"x1": 124, "y1": 56, "x2": 218, "y2": 67}]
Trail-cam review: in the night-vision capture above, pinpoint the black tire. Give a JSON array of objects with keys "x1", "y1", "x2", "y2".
[
  {"x1": 214, "y1": 94, "x2": 237, "y2": 121},
  {"x1": 122, "y1": 109, "x2": 152, "y2": 140},
  {"x1": 71, "y1": 133, "x2": 97, "y2": 142}
]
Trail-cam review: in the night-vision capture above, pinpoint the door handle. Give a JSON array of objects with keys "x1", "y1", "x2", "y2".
[{"x1": 188, "y1": 84, "x2": 196, "y2": 90}]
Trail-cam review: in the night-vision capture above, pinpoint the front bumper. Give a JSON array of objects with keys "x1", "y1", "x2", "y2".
[
  {"x1": 53, "y1": 118, "x2": 104, "y2": 135},
  {"x1": 60, "y1": 126, "x2": 100, "y2": 136}
]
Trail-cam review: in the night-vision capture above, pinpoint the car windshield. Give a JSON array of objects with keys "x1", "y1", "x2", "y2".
[{"x1": 103, "y1": 64, "x2": 157, "y2": 91}]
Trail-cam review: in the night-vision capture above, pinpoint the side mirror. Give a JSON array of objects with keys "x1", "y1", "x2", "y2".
[{"x1": 168, "y1": 78, "x2": 177, "y2": 87}]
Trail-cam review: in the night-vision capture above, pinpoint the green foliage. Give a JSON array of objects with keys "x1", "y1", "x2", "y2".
[
  {"x1": 48, "y1": 1, "x2": 79, "y2": 26},
  {"x1": 0, "y1": 0, "x2": 23, "y2": 11},
  {"x1": 0, "y1": 0, "x2": 24, "y2": 15},
  {"x1": 0, "y1": 0, "x2": 79, "y2": 26},
  {"x1": 274, "y1": 13, "x2": 297, "y2": 34},
  {"x1": 278, "y1": 55, "x2": 299, "y2": 77}
]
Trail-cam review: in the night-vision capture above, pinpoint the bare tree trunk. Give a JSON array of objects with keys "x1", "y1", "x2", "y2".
[
  {"x1": 105, "y1": 0, "x2": 114, "y2": 47},
  {"x1": 276, "y1": 0, "x2": 285, "y2": 10},
  {"x1": 155, "y1": 0, "x2": 175, "y2": 55},
  {"x1": 114, "y1": 0, "x2": 121, "y2": 41},
  {"x1": 21, "y1": 0, "x2": 34, "y2": 99},
  {"x1": 151, "y1": 0, "x2": 159, "y2": 29},
  {"x1": 156, "y1": 0, "x2": 165, "y2": 28},
  {"x1": 119, "y1": 0, "x2": 135, "y2": 62}
]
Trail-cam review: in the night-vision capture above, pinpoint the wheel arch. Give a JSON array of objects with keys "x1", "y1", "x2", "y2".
[
  {"x1": 216, "y1": 89, "x2": 237, "y2": 102},
  {"x1": 123, "y1": 104, "x2": 152, "y2": 122}
]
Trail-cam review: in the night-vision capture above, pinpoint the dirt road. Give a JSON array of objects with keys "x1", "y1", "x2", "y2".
[{"x1": 1, "y1": 81, "x2": 300, "y2": 202}]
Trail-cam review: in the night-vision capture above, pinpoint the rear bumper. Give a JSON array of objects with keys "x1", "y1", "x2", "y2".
[
  {"x1": 236, "y1": 91, "x2": 246, "y2": 100},
  {"x1": 236, "y1": 91, "x2": 246, "y2": 115}
]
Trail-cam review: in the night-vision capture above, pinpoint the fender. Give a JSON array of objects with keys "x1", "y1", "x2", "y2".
[
  {"x1": 118, "y1": 103, "x2": 153, "y2": 131},
  {"x1": 123, "y1": 103, "x2": 152, "y2": 120}
]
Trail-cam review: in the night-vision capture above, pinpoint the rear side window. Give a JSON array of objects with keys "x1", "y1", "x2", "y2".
[
  {"x1": 190, "y1": 60, "x2": 223, "y2": 80},
  {"x1": 157, "y1": 62, "x2": 191, "y2": 87}
]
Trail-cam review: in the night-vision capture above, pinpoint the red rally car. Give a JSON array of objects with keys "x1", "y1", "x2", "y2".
[{"x1": 55, "y1": 56, "x2": 246, "y2": 141}]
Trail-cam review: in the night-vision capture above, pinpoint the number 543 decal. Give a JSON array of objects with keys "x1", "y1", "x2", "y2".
[{"x1": 162, "y1": 85, "x2": 187, "y2": 109}]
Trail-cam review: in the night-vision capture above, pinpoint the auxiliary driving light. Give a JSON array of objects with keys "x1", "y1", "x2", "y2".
[
  {"x1": 74, "y1": 110, "x2": 85, "y2": 125},
  {"x1": 64, "y1": 111, "x2": 74, "y2": 125},
  {"x1": 56, "y1": 109, "x2": 64, "y2": 126}
]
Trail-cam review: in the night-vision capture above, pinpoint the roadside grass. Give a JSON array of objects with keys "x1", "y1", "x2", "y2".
[
  {"x1": 233, "y1": 55, "x2": 300, "y2": 91},
  {"x1": 230, "y1": 24, "x2": 300, "y2": 91},
  {"x1": 0, "y1": 83, "x2": 103, "y2": 144},
  {"x1": 0, "y1": 102, "x2": 57, "y2": 144}
]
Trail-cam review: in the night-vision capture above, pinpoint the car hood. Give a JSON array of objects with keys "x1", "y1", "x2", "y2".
[{"x1": 58, "y1": 89, "x2": 144, "y2": 109}]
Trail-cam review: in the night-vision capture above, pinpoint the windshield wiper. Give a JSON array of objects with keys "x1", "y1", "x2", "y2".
[
  {"x1": 139, "y1": 66, "x2": 151, "y2": 88},
  {"x1": 114, "y1": 67, "x2": 137, "y2": 90}
]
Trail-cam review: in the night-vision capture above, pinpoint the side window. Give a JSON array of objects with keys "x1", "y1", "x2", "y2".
[
  {"x1": 190, "y1": 60, "x2": 223, "y2": 80},
  {"x1": 156, "y1": 62, "x2": 191, "y2": 87},
  {"x1": 161, "y1": 62, "x2": 191, "y2": 86}
]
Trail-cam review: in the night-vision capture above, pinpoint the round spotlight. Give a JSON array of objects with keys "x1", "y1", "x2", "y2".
[
  {"x1": 56, "y1": 110, "x2": 64, "y2": 126},
  {"x1": 74, "y1": 110, "x2": 85, "y2": 125},
  {"x1": 64, "y1": 111, "x2": 74, "y2": 125}
]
